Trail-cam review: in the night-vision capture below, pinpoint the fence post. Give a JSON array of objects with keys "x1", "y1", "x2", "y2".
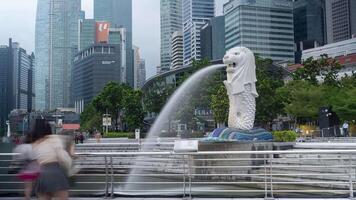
[
  {"x1": 110, "y1": 156, "x2": 114, "y2": 198},
  {"x1": 349, "y1": 154, "x2": 354, "y2": 199},
  {"x1": 264, "y1": 154, "x2": 268, "y2": 199},
  {"x1": 182, "y1": 154, "x2": 186, "y2": 197},
  {"x1": 104, "y1": 155, "x2": 109, "y2": 198},
  {"x1": 269, "y1": 153, "x2": 274, "y2": 198},
  {"x1": 188, "y1": 154, "x2": 192, "y2": 199}
]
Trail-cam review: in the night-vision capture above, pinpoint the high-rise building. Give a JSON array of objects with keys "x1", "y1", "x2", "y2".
[
  {"x1": 0, "y1": 39, "x2": 35, "y2": 129},
  {"x1": 224, "y1": 0, "x2": 294, "y2": 62},
  {"x1": 171, "y1": 31, "x2": 184, "y2": 69},
  {"x1": 182, "y1": 0, "x2": 215, "y2": 65},
  {"x1": 133, "y1": 46, "x2": 140, "y2": 89},
  {"x1": 325, "y1": 0, "x2": 356, "y2": 44},
  {"x1": 160, "y1": 0, "x2": 182, "y2": 71},
  {"x1": 78, "y1": 20, "x2": 127, "y2": 82},
  {"x1": 133, "y1": 46, "x2": 146, "y2": 88},
  {"x1": 35, "y1": 0, "x2": 81, "y2": 110},
  {"x1": 78, "y1": 19, "x2": 96, "y2": 51},
  {"x1": 200, "y1": 16, "x2": 225, "y2": 61},
  {"x1": 72, "y1": 44, "x2": 122, "y2": 113},
  {"x1": 138, "y1": 59, "x2": 146, "y2": 88},
  {"x1": 293, "y1": 0, "x2": 326, "y2": 63},
  {"x1": 94, "y1": 0, "x2": 134, "y2": 87}
]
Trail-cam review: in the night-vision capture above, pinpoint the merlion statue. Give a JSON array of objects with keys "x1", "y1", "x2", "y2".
[{"x1": 223, "y1": 47, "x2": 258, "y2": 130}]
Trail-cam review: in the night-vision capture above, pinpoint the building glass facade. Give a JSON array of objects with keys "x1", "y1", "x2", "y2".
[
  {"x1": 79, "y1": 19, "x2": 96, "y2": 51},
  {"x1": 183, "y1": 0, "x2": 215, "y2": 65},
  {"x1": 160, "y1": 0, "x2": 182, "y2": 71},
  {"x1": 94, "y1": 0, "x2": 134, "y2": 87},
  {"x1": 224, "y1": 0, "x2": 295, "y2": 62},
  {"x1": 0, "y1": 39, "x2": 35, "y2": 130},
  {"x1": 201, "y1": 16, "x2": 226, "y2": 61},
  {"x1": 171, "y1": 31, "x2": 184, "y2": 69},
  {"x1": 326, "y1": 0, "x2": 356, "y2": 43},
  {"x1": 35, "y1": 0, "x2": 81, "y2": 110},
  {"x1": 293, "y1": 0, "x2": 326, "y2": 63},
  {"x1": 72, "y1": 44, "x2": 122, "y2": 112}
]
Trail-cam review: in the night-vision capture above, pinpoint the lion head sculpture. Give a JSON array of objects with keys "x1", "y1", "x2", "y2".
[{"x1": 223, "y1": 47, "x2": 258, "y2": 97}]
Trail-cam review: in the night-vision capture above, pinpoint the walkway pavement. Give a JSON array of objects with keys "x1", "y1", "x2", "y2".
[{"x1": 0, "y1": 198, "x2": 353, "y2": 200}]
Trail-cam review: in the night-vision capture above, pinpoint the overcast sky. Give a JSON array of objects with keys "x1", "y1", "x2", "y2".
[{"x1": 0, "y1": 0, "x2": 228, "y2": 78}]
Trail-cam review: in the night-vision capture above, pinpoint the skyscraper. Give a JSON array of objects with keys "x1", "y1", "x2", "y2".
[
  {"x1": 138, "y1": 59, "x2": 146, "y2": 88},
  {"x1": 72, "y1": 43, "x2": 123, "y2": 113},
  {"x1": 35, "y1": 0, "x2": 81, "y2": 110},
  {"x1": 0, "y1": 39, "x2": 35, "y2": 129},
  {"x1": 182, "y1": 0, "x2": 215, "y2": 65},
  {"x1": 94, "y1": 0, "x2": 134, "y2": 87},
  {"x1": 171, "y1": 31, "x2": 184, "y2": 69},
  {"x1": 224, "y1": 0, "x2": 294, "y2": 62},
  {"x1": 294, "y1": 0, "x2": 326, "y2": 63},
  {"x1": 78, "y1": 19, "x2": 96, "y2": 51},
  {"x1": 201, "y1": 16, "x2": 225, "y2": 61},
  {"x1": 160, "y1": 0, "x2": 182, "y2": 71},
  {"x1": 325, "y1": 0, "x2": 356, "y2": 43}
]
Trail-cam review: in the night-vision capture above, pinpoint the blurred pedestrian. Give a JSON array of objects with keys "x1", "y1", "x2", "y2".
[
  {"x1": 74, "y1": 132, "x2": 79, "y2": 144},
  {"x1": 79, "y1": 132, "x2": 84, "y2": 144},
  {"x1": 32, "y1": 119, "x2": 72, "y2": 200},
  {"x1": 95, "y1": 132, "x2": 101, "y2": 143},
  {"x1": 13, "y1": 134, "x2": 38, "y2": 200},
  {"x1": 343, "y1": 121, "x2": 349, "y2": 137}
]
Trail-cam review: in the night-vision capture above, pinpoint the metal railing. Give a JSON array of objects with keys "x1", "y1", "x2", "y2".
[{"x1": 1, "y1": 149, "x2": 356, "y2": 199}]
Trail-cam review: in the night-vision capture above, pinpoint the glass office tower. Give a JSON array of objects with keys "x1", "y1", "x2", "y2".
[
  {"x1": 224, "y1": 0, "x2": 295, "y2": 62},
  {"x1": 94, "y1": 0, "x2": 134, "y2": 87},
  {"x1": 182, "y1": 0, "x2": 215, "y2": 65},
  {"x1": 160, "y1": 0, "x2": 182, "y2": 71},
  {"x1": 35, "y1": 0, "x2": 81, "y2": 110}
]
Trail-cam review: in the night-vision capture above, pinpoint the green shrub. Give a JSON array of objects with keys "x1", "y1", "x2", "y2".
[
  {"x1": 272, "y1": 131, "x2": 298, "y2": 142},
  {"x1": 104, "y1": 132, "x2": 135, "y2": 139}
]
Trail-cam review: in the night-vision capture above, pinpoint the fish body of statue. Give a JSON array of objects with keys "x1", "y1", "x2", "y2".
[{"x1": 223, "y1": 47, "x2": 258, "y2": 130}]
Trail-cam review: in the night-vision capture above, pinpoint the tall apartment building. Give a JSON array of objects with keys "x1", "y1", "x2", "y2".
[
  {"x1": 160, "y1": 0, "x2": 182, "y2": 71},
  {"x1": 171, "y1": 31, "x2": 184, "y2": 69},
  {"x1": 182, "y1": 0, "x2": 215, "y2": 65},
  {"x1": 224, "y1": 0, "x2": 295, "y2": 62},
  {"x1": 325, "y1": 0, "x2": 356, "y2": 43},
  {"x1": 94, "y1": 0, "x2": 134, "y2": 87},
  {"x1": 293, "y1": 0, "x2": 326, "y2": 63},
  {"x1": 35, "y1": 0, "x2": 81, "y2": 110},
  {"x1": 200, "y1": 16, "x2": 226, "y2": 61},
  {"x1": 0, "y1": 39, "x2": 35, "y2": 129}
]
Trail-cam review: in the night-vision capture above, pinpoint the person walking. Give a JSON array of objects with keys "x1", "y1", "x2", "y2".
[
  {"x1": 343, "y1": 121, "x2": 349, "y2": 137},
  {"x1": 13, "y1": 134, "x2": 38, "y2": 200},
  {"x1": 79, "y1": 133, "x2": 84, "y2": 144},
  {"x1": 32, "y1": 119, "x2": 72, "y2": 200}
]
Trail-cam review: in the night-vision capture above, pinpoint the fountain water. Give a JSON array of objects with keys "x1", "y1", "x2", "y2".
[{"x1": 124, "y1": 64, "x2": 226, "y2": 192}]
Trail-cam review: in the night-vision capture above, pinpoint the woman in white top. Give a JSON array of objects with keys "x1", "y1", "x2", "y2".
[{"x1": 31, "y1": 119, "x2": 72, "y2": 200}]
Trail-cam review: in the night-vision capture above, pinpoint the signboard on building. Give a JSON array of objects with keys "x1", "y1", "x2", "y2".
[{"x1": 96, "y1": 22, "x2": 110, "y2": 43}]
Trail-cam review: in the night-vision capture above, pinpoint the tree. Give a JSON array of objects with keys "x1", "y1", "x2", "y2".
[
  {"x1": 253, "y1": 56, "x2": 285, "y2": 128},
  {"x1": 328, "y1": 87, "x2": 356, "y2": 122},
  {"x1": 292, "y1": 54, "x2": 342, "y2": 86},
  {"x1": 80, "y1": 103, "x2": 102, "y2": 132},
  {"x1": 92, "y1": 82, "x2": 126, "y2": 130},
  {"x1": 210, "y1": 85, "x2": 229, "y2": 127},
  {"x1": 123, "y1": 90, "x2": 145, "y2": 131}
]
